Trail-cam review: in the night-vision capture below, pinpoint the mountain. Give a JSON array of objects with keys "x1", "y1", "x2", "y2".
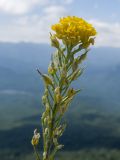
[
  {"x1": 0, "y1": 42, "x2": 51, "y2": 71},
  {"x1": 0, "y1": 43, "x2": 120, "y2": 158}
]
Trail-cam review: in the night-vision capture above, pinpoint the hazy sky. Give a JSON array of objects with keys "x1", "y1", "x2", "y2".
[{"x1": 0, "y1": 0, "x2": 120, "y2": 47}]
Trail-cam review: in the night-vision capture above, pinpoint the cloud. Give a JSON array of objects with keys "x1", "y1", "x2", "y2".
[
  {"x1": 43, "y1": 5, "x2": 67, "y2": 25},
  {"x1": 0, "y1": 0, "x2": 72, "y2": 15},
  {"x1": 90, "y1": 19, "x2": 120, "y2": 47},
  {"x1": 62, "y1": 0, "x2": 74, "y2": 4},
  {"x1": 0, "y1": 0, "x2": 49, "y2": 14},
  {"x1": 44, "y1": 5, "x2": 67, "y2": 15},
  {"x1": 0, "y1": 5, "x2": 68, "y2": 43},
  {"x1": 0, "y1": 1, "x2": 120, "y2": 48}
]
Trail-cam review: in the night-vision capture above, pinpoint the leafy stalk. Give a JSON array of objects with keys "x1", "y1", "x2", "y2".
[
  {"x1": 38, "y1": 43, "x2": 89, "y2": 160},
  {"x1": 31, "y1": 16, "x2": 96, "y2": 160}
]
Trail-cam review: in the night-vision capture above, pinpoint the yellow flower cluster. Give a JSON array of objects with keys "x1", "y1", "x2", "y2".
[{"x1": 51, "y1": 16, "x2": 97, "y2": 48}]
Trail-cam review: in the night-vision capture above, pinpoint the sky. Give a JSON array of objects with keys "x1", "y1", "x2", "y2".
[{"x1": 0, "y1": 0, "x2": 120, "y2": 47}]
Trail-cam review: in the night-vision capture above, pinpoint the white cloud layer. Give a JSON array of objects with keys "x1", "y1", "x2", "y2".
[
  {"x1": 0, "y1": 1, "x2": 120, "y2": 47},
  {"x1": 0, "y1": 4, "x2": 67, "y2": 43},
  {"x1": 90, "y1": 20, "x2": 120, "y2": 47},
  {"x1": 0, "y1": 0, "x2": 73, "y2": 15},
  {"x1": 63, "y1": 0, "x2": 74, "y2": 4},
  {"x1": 0, "y1": 0, "x2": 49, "y2": 14}
]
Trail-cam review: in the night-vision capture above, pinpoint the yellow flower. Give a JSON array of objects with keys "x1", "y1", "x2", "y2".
[{"x1": 51, "y1": 16, "x2": 97, "y2": 48}]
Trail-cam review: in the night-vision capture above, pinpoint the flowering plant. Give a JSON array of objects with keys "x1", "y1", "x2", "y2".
[{"x1": 31, "y1": 16, "x2": 96, "y2": 160}]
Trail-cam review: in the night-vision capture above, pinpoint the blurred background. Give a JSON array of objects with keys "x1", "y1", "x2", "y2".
[{"x1": 0, "y1": 0, "x2": 120, "y2": 160}]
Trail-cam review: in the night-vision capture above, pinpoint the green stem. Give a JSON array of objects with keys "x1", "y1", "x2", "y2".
[
  {"x1": 46, "y1": 109, "x2": 55, "y2": 159},
  {"x1": 39, "y1": 41, "x2": 87, "y2": 160},
  {"x1": 33, "y1": 146, "x2": 41, "y2": 160},
  {"x1": 52, "y1": 74, "x2": 58, "y2": 86},
  {"x1": 47, "y1": 86, "x2": 54, "y2": 101},
  {"x1": 47, "y1": 94, "x2": 53, "y2": 112},
  {"x1": 58, "y1": 50, "x2": 62, "y2": 67},
  {"x1": 72, "y1": 44, "x2": 83, "y2": 55},
  {"x1": 54, "y1": 114, "x2": 62, "y2": 128},
  {"x1": 58, "y1": 48, "x2": 66, "y2": 64},
  {"x1": 55, "y1": 72, "x2": 59, "y2": 82}
]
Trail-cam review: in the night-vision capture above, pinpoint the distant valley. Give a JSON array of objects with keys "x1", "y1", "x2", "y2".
[{"x1": 0, "y1": 43, "x2": 120, "y2": 155}]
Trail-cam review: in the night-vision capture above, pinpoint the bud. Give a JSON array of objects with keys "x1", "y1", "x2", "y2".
[
  {"x1": 42, "y1": 95, "x2": 47, "y2": 105},
  {"x1": 45, "y1": 128, "x2": 49, "y2": 135},
  {"x1": 89, "y1": 38, "x2": 95, "y2": 45},
  {"x1": 54, "y1": 129, "x2": 60, "y2": 136},
  {"x1": 56, "y1": 145, "x2": 64, "y2": 150},
  {"x1": 56, "y1": 94, "x2": 62, "y2": 103},
  {"x1": 50, "y1": 34, "x2": 59, "y2": 48},
  {"x1": 54, "y1": 125, "x2": 64, "y2": 137},
  {"x1": 44, "y1": 118, "x2": 47, "y2": 125},
  {"x1": 31, "y1": 129, "x2": 40, "y2": 146},
  {"x1": 54, "y1": 87, "x2": 62, "y2": 103},
  {"x1": 48, "y1": 65, "x2": 57, "y2": 75},
  {"x1": 46, "y1": 103, "x2": 50, "y2": 113},
  {"x1": 43, "y1": 152, "x2": 47, "y2": 160},
  {"x1": 42, "y1": 74, "x2": 53, "y2": 87},
  {"x1": 37, "y1": 69, "x2": 53, "y2": 87},
  {"x1": 61, "y1": 97, "x2": 73, "y2": 114},
  {"x1": 55, "y1": 87, "x2": 60, "y2": 94},
  {"x1": 41, "y1": 112, "x2": 45, "y2": 120},
  {"x1": 53, "y1": 138, "x2": 58, "y2": 146},
  {"x1": 67, "y1": 88, "x2": 76, "y2": 98}
]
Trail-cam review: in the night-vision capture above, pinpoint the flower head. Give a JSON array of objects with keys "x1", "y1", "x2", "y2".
[{"x1": 51, "y1": 16, "x2": 97, "y2": 48}]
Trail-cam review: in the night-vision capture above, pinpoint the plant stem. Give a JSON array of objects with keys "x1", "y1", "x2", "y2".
[{"x1": 33, "y1": 146, "x2": 41, "y2": 160}]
